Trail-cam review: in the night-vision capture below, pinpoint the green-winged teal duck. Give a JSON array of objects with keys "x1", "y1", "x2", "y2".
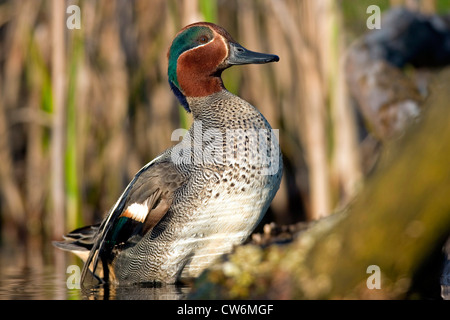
[{"x1": 55, "y1": 22, "x2": 282, "y2": 284}]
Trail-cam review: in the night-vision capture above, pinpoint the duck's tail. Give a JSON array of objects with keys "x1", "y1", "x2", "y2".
[{"x1": 52, "y1": 224, "x2": 104, "y2": 280}]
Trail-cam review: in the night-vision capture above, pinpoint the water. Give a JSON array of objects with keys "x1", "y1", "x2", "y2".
[
  {"x1": 0, "y1": 243, "x2": 190, "y2": 300},
  {"x1": 1, "y1": 240, "x2": 449, "y2": 299}
]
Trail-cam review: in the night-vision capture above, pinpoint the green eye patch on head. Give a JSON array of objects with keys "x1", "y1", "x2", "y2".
[{"x1": 168, "y1": 26, "x2": 214, "y2": 89}]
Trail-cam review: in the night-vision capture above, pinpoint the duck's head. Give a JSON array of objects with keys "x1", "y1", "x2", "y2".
[{"x1": 167, "y1": 22, "x2": 279, "y2": 112}]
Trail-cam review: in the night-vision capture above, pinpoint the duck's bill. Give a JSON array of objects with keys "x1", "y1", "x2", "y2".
[{"x1": 227, "y1": 42, "x2": 279, "y2": 65}]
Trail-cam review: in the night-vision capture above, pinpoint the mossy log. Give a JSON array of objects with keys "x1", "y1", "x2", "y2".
[{"x1": 190, "y1": 70, "x2": 450, "y2": 299}]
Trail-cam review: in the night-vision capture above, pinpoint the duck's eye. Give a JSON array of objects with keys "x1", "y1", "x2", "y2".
[{"x1": 197, "y1": 35, "x2": 209, "y2": 44}]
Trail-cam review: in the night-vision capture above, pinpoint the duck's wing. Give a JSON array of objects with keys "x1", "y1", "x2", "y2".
[{"x1": 57, "y1": 155, "x2": 186, "y2": 284}]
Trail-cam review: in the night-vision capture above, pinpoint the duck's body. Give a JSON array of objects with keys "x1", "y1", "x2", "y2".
[{"x1": 55, "y1": 22, "x2": 282, "y2": 284}]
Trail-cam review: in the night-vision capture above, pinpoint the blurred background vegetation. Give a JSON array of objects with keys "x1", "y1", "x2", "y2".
[{"x1": 0, "y1": 0, "x2": 449, "y2": 254}]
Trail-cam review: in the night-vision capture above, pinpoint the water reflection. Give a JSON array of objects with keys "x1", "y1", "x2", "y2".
[
  {"x1": 2, "y1": 241, "x2": 448, "y2": 299},
  {"x1": 0, "y1": 243, "x2": 190, "y2": 300},
  {"x1": 81, "y1": 282, "x2": 190, "y2": 300}
]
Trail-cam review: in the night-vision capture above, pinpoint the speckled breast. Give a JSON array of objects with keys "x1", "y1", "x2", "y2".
[{"x1": 112, "y1": 91, "x2": 282, "y2": 283}]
